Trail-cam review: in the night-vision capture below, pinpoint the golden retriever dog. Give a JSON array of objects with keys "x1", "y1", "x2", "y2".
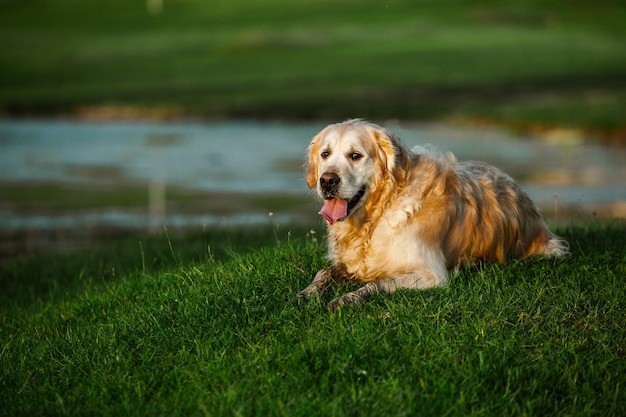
[{"x1": 297, "y1": 119, "x2": 568, "y2": 310}]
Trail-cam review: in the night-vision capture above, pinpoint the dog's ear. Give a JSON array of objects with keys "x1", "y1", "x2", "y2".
[
  {"x1": 305, "y1": 132, "x2": 322, "y2": 189},
  {"x1": 368, "y1": 125, "x2": 410, "y2": 182},
  {"x1": 367, "y1": 125, "x2": 398, "y2": 172},
  {"x1": 377, "y1": 130, "x2": 398, "y2": 173}
]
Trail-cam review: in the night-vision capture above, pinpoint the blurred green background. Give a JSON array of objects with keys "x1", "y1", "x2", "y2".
[{"x1": 1, "y1": 0, "x2": 625, "y2": 141}]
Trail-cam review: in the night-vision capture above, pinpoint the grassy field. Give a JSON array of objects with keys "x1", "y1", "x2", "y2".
[
  {"x1": 1, "y1": 1, "x2": 625, "y2": 414},
  {"x1": 1, "y1": 221, "x2": 624, "y2": 416},
  {"x1": 1, "y1": 0, "x2": 625, "y2": 141}
]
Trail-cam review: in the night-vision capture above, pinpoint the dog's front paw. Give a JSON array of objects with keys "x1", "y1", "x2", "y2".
[
  {"x1": 296, "y1": 285, "x2": 319, "y2": 300},
  {"x1": 328, "y1": 291, "x2": 365, "y2": 311},
  {"x1": 327, "y1": 283, "x2": 376, "y2": 311}
]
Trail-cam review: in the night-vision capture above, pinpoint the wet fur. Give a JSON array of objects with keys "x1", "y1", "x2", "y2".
[{"x1": 297, "y1": 119, "x2": 568, "y2": 310}]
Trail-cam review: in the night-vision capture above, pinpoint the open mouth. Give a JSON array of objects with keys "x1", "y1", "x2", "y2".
[
  {"x1": 318, "y1": 186, "x2": 366, "y2": 225},
  {"x1": 347, "y1": 187, "x2": 366, "y2": 213}
]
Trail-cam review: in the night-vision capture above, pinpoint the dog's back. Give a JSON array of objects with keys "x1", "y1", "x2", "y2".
[{"x1": 441, "y1": 157, "x2": 569, "y2": 267}]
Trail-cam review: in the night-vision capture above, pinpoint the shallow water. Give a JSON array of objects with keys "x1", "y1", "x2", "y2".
[
  {"x1": 0, "y1": 120, "x2": 316, "y2": 193},
  {"x1": 1, "y1": 119, "x2": 625, "y2": 232}
]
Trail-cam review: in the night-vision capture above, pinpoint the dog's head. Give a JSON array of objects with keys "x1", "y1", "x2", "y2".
[{"x1": 306, "y1": 119, "x2": 409, "y2": 225}]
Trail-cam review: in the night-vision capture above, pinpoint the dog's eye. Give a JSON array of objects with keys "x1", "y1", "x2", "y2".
[
  {"x1": 321, "y1": 150, "x2": 330, "y2": 159},
  {"x1": 350, "y1": 152, "x2": 363, "y2": 161}
]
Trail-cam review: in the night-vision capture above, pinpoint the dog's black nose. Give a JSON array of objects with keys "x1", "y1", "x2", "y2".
[{"x1": 320, "y1": 172, "x2": 340, "y2": 188}]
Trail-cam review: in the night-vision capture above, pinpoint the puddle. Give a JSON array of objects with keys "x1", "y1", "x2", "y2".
[
  {"x1": 1, "y1": 118, "x2": 625, "y2": 233},
  {"x1": 0, "y1": 120, "x2": 317, "y2": 193}
]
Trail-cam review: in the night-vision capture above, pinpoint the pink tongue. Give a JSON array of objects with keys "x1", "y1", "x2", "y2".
[{"x1": 319, "y1": 198, "x2": 348, "y2": 225}]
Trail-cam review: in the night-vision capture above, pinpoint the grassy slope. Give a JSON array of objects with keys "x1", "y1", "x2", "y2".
[
  {"x1": 1, "y1": 0, "x2": 625, "y2": 138},
  {"x1": 1, "y1": 222, "x2": 624, "y2": 416}
]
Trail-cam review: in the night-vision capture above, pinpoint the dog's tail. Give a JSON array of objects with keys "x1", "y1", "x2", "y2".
[
  {"x1": 525, "y1": 227, "x2": 569, "y2": 259},
  {"x1": 542, "y1": 233, "x2": 570, "y2": 259}
]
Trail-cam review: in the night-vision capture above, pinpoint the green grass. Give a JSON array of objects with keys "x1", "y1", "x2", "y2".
[
  {"x1": 1, "y1": 0, "x2": 625, "y2": 138},
  {"x1": 1, "y1": 221, "x2": 624, "y2": 416}
]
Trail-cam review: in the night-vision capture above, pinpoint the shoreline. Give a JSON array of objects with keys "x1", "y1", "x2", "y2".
[{"x1": 2, "y1": 106, "x2": 625, "y2": 146}]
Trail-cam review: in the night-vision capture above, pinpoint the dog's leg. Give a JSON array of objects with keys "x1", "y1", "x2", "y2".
[
  {"x1": 296, "y1": 267, "x2": 333, "y2": 299},
  {"x1": 297, "y1": 263, "x2": 348, "y2": 299},
  {"x1": 327, "y1": 282, "x2": 378, "y2": 310},
  {"x1": 328, "y1": 269, "x2": 446, "y2": 311}
]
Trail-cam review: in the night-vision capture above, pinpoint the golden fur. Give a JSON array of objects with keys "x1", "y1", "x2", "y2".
[{"x1": 297, "y1": 119, "x2": 568, "y2": 310}]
